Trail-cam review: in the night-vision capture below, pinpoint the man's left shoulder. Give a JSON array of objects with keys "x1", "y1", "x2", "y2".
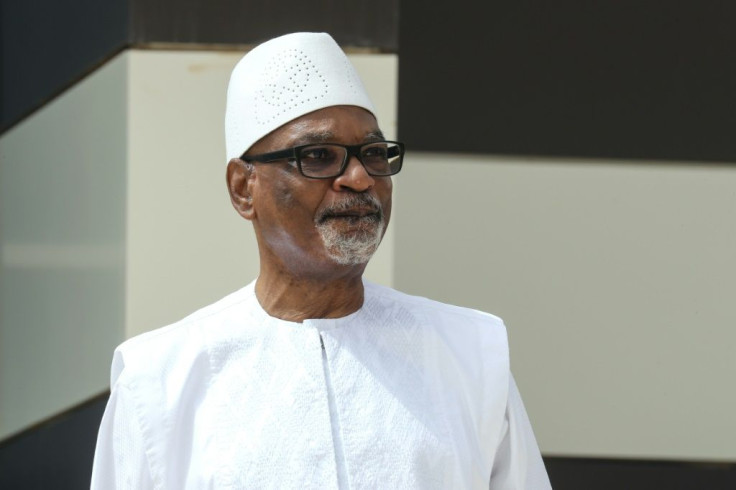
[
  {"x1": 364, "y1": 282, "x2": 510, "y2": 413},
  {"x1": 364, "y1": 281, "x2": 506, "y2": 333}
]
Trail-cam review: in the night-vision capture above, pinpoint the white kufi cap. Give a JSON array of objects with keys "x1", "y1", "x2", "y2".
[{"x1": 225, "y1": 32, "x2": 376, "y2": 162}]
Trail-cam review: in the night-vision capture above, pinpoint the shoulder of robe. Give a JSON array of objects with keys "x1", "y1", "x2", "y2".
[
  {"x1": 363, "y1": 281, "x2": 511, "y2": 445},
  {"x1": 364, "y1": 280, "x2": 507, "y2": 334},
  {"x1": 110, "y1": 283, "x2": 255, "y2": 386},
  {"x1": 363, "y1": 280, "x2": 510, "y2": 367}
]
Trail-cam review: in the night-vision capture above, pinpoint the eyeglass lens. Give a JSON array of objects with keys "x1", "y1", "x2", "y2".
[{"x1": 298, "y1": 142, "x2": 402, "y2": 178}]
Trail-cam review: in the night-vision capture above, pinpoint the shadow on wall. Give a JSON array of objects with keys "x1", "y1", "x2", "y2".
[{"x1": 0, "y1": 393, "x2": 108, "y2": 489}]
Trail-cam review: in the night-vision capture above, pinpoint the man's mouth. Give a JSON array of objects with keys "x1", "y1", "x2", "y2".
[
  {"x1": 323, "y1": 207, "x2": 380, "y2": 221},
  {"x1": 316, "y1": 196, "x2": 383, "y2": 224}
]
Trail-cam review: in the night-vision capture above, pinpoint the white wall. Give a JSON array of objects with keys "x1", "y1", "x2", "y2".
[
  {"x1": 394, "y1": 152, "x2": 736, "y2": 461},
  {"x1": 0, "y1": 55, "x2": 128, "y2": 439}
]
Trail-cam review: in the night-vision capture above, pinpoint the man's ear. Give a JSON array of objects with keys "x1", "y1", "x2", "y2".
[{"x1": 226, "y1": 158, "x2": 256, "y2": 220}]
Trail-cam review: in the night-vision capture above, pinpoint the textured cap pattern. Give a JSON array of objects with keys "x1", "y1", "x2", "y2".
[{"x1": 225, "y1": 32, "x2": 376, "y2": 162}]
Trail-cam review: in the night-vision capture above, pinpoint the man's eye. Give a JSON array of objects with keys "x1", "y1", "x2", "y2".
[
  {"x1": 362, "y1": 147, "x2": 388, "y2": 159},
  {"x1": 301, "y1": 147, "x2": 333, "y2": 160}
]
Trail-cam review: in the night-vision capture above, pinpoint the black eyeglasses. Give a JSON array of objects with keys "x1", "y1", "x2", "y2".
[{"x1": 240, "y1": 141, "x2": 404, "y2": 179}]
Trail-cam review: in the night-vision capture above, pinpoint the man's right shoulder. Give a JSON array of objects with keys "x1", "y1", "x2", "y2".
[{"x1": 110, "y1": 282, "x2": 256, "y2": 385}]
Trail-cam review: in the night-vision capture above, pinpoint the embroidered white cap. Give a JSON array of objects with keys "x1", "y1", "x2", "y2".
[{"x1": 225, "y1": 32, "x2": 377, "y2": 162}]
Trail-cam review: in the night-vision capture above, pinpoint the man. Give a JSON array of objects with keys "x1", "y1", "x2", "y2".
[{"x1": 91, "y1": 32, "x2": 551, "y2": 489}]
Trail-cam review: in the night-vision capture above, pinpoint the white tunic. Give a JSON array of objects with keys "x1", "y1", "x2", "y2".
[{"x1": 91, "y1": 281, "x2": 551, "y2": 489}]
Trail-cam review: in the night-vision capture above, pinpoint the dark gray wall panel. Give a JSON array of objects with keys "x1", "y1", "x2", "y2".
[
  {"x1": 129, "y1": 0, "x2": 398, "y2": 51},
  {"x1": 398, "y1": 1, "x2": 736, "y2": 162},
  {"x1": 0, "y1": 394, "x2": 108, "y2": 490},
  {"x1": 0, "y1": 0, "x2": 128, "y2": 131},
  {"x1": 1, "y1": 0, "x2": 397, "y2": 133},
  {"x1": 545, "y1": 457, "x2": 736, "y2": 489}
]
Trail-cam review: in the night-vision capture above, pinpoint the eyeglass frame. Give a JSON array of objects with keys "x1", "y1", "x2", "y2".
[{"x1": 239, "y1": 140, "x2": 405, "y2": 179}]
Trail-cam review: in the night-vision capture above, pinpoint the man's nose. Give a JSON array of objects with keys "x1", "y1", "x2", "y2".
[{"x1": 333, "y1": 155, "x2": 375, "y2": 192}]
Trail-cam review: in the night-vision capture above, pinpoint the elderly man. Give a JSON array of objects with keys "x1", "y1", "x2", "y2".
[{"x1": 91, "y1": 33, "x2": 551, "y2": 489}]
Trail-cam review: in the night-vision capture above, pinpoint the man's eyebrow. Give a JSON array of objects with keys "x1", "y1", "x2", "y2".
[
  {"x1": 364, "y1": 130, "x2": 385, "y2": 142},
  {"x1": 289, "y1": 129, "x2": 385, "y2": 147},
  {"x1": 290, "y1": 131, "x2": 335, "y2": 146}
]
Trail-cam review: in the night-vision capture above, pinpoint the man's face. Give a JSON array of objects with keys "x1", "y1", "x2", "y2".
[{"x1": 234, "y1": 105, "x2": 393, "y2": 276}]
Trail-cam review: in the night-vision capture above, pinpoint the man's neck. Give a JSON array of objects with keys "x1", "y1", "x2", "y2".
[{"x1": 254, "y1": 269, "x2": 365, "y2": 323}]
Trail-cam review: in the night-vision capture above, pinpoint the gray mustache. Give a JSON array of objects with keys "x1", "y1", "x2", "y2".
[{"x1": 316, "y1": 194, "x2": 383, "y2": 223}]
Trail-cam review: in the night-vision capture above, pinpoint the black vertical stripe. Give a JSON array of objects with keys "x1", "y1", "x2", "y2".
[
  {"x1": 398, "y1": 1, "x2": 736, "y2": 162},
  {"x1": 128, "y1": 0, "x2": 398, "y2": 50}
]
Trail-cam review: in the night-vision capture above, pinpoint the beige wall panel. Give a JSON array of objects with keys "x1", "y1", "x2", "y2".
[
  {"x1": 0, "y1": 54, "x2": 128, "y2": 439},
  {"x1": 126, "y1": 50, "x2": 397, "y2": 337},
  {"x1": 395, "y1": 153, "x2": 736, "y2": 461}
]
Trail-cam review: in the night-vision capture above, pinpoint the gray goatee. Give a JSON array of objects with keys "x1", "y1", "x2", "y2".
[{"x1": 315, "y1": 194, "x2": 385, "y2": 266}]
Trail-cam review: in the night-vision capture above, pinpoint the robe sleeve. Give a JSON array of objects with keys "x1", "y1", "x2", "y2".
[
  {"x1": 489, "y1": 375, "x2": 552, "y2": 490},
  {"x1": 90, "y1": 370, "x2": 155, "y2": 489}
]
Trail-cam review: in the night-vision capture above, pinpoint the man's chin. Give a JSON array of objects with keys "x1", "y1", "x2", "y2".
[{"x1": 317, "y1": 219, "x2": 385, "y2": 266}]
